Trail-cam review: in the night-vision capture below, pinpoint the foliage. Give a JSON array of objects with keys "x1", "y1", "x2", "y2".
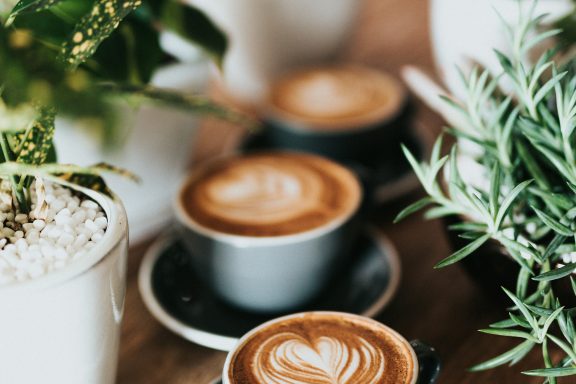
[
  {"x1": 0, "y1": 0, "x2": 246, "y2": 212},
  {"x1": 398, "y1": 4, "x2": 576, "y2": 381}
]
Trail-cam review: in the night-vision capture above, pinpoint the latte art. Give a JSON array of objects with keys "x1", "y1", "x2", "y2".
[
  {"x1": 228, "y1": 313, "x2": 416, "y2": 384},
  {"x1": 268, "y1": 66, "x2": 406, "y2": 131},
  {"x1": 181, "y1": 153, "x2": 360, "y2": 237},
  {"x1": 253, "y1": 333, "x2": 385, "y2": 384}
]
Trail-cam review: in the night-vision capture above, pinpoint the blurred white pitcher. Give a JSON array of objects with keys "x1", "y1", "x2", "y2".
[
  {"x1": 431, "y1": 0, "x2": 573, "y2": 98},
  {"x1": 185, "y1": 0, "x2": 360, "y2": 103}
]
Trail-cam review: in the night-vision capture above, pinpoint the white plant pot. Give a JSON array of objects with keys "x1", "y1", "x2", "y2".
[
  {"x1": 431, "y1": 0, "x2": 573, "y2": 97},
  {"x1": 55, "y1": 60, "x2": 209, "y2": 243},
  {"x1": 0, "y1": 187, "x2": 128, "y2": 384},
  {"x1": 185, "y1": 0, "x2": 360, "y2": 103}
]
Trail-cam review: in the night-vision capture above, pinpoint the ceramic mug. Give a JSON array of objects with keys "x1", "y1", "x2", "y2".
[
  {"x1": 219, "y1": 312, "x2": 441, "y2": 384},
  {"x1": 261, "y1": 66, "x2": 411, "y2": 162},
  {"x1": 174, "y1": 155, "x2": 362, "y2": 313},
  {"x1": 184, "y1": 0, "x2": 360, "y2": 103}
]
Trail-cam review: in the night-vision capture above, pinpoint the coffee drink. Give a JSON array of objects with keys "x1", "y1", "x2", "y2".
[
  {"x1": 180, "y1": 152, "x2": 361, "y2": 237},
  {"x1": 225, "y1": 312, "x2": 417, "y2": 384},
  {"x1": 268, "y1": 66, "x2": 406, "y2": 132}
]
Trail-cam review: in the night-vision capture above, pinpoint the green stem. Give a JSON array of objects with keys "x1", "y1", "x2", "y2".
[{"x1": 0, "y1": 133, "x2": 28, "y2": 213}]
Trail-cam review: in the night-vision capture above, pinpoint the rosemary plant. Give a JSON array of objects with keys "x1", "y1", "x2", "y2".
[{"x1": 398, "y1": 4, "x2": 576, "y2": 381}]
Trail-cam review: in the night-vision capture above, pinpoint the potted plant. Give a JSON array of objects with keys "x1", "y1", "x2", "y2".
[
  {"x1": 399, "y1": 7, "x2": 576, "y2": 381},
  {"x1": 0, "y1": 1, "x2": 246, "y2": 382},
  {"x1": 6, "y1": 0, "x2": 245, "y2": 242}
]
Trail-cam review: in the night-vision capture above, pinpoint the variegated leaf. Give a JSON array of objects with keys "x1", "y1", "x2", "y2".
[
  {"x1": 5, "y1": 0, "x2": 62, "y2": 25},
  {"x1": 60, "y1": 0, "x2": 142, "y2": 68},
  {"x1": 14, "y1": 106, "x2": 55, "y2": 166}
]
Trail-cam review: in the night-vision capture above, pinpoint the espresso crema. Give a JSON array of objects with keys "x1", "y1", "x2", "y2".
[
  {"x1": 181, "y1": 153, "x2": 361, "y2": 237},
  {"x1": 268, "y1": 66, "x2": 406, "y2": 131},
  {"x1": 228, "y1": 313, "x2": 416, "y2": 384}
]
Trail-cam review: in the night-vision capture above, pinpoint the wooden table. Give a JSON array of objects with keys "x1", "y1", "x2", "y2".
[{"x1": 118, "y1": 0, "x2": 565, "y2": 382}]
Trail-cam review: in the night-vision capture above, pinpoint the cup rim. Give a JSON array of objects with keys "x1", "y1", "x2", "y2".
[
  {"x1": 0, "y1": 183, "x2": 127, "y2": 296},
  {"x1": 174, "y1": 151, "x2": 362, "y2": 247},
  {"x1": 222, "y1": 311, "x2": 419, "y2": 384},
  {"x1": 262, "y1": 65, "x2": 408, "y2": 136}
]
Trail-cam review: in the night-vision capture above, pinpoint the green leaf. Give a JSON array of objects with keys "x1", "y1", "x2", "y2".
[
  {"x1": 533, "y1": 263, "x2": 576, "y2": 282},
  {"x1": 6, "y1": 0, "x2": 63, "y2": 25},
  {"x1": 479, "y1": 328, "x2": 539, "y2": 343},
  {"x1": 531, "y1": 206, "x2": 573, "y2": 236},
  {"x1": 394, "y1": 197, "x2": 433, "y2": 223},
  {"x1": 434, "y1": 233, "x2": 490, "y2": 269},
  {"x1": 14, "y1": 106, "x2": 55, "y2": 166},
  {"x1": 494, "y1": 180, "x2": 533, "y2": 230},
  {"x1": 160, "y1": 2, "x2": 227, "y2": 68},
  {"x1": 540, "y1": 307, "x2": 564, "y2": 341},
  {"x1": 489, "y1": 162, "x2": 501, "y2": 217},
  {"x1": 102, "y1": 83, "x2": 258, "y2": 129},
  {"x1": 503, "y1": 288, "x2": 539, "y2": 332},
  {"x1": 60, "y1": 0, "x2": 142, "y2": 68},
  {"x1": 523, "y1": 367, "x2": 576, "y2": 377},
  {"x1": 470, "y1": 340, "x2": 535, "y2": 371},
  {"x1": 541, "y1": 234, "x2": 568, "y2": 262}
]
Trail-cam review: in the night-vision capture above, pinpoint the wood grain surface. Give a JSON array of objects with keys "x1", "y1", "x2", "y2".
[{"x1": 118, "y1": 0, "x2": 567, "y2": 383}]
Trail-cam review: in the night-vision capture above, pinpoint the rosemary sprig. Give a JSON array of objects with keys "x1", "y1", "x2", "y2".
[{"x1": 399, "y1": 3, "x2": 576, "y2": 380}]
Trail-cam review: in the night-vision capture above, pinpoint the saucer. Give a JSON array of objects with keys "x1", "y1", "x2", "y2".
[
  {"x1": 240, "y1": 127, "x2": 425, "y2": 206},
  {"x1": 138, "y1": 229, "x2": 401, "y2": 351}
]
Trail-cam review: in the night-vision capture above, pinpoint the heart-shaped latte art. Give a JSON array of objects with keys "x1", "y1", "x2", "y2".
[{"x1": 252, "y1": 332, "x2": 385, "y2": 384}]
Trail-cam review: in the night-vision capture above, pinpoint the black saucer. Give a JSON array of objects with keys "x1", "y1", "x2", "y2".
[
  {"x1": 240, "y1": 127, "x2": 426, "y2": 206},
  {"x1": 138, "y1": 229, "x2": 401, "y2": 351}
]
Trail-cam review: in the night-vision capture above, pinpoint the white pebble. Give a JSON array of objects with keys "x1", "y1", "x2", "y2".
[
  {"x1": 14, "y1": 214, "x2": 27, "y2": 224},
  {"x1": 85, "y1": 220, "x2": 99, "y2": 233},
  {"x1": 81, "y1": 200, "x2": 98, "y2": 210},
  {"x1": 33, "y1": 220, "x2": 45, "y2": 230},
  {"x1": 72, "y1": 211, "x2": 86, "y2": 224},
  {"x1": 57, "y1": 233, "x2": 74, "y2": 247},
  {"x1": 94, "y1": 217, "x2": 108, "y2": 230},
  {"x1": 0, "y1": 181, "x2": 108, "y2": 286},
  {"x1": 91, "y1": 230, "x2": 104, "y2": 242},
  {"x1": 51, "y1": 199, "x2": 65, "y2": 211}
]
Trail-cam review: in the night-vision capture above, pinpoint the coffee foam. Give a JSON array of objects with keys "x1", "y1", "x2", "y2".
[
  {"x1": 181, "y1": 153, "x2": 360, "y2": 237},
  {"x1": 268, "y1": 66, "x2": 406, "y2": 131},
  {"x1": 228, "y1": 313, "x2": 416, "y2": 384}
]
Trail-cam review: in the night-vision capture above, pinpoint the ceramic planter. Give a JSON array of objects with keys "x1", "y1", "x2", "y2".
[
  {"x1": 0, "y1": 187, "x2": 128, "y2": 384},
  {"x1": 431, "y1": 0, "x2": 573, "y2": 97},
  {"x1": 54, "y1": 60, "x2": 209, "y2": 244}
]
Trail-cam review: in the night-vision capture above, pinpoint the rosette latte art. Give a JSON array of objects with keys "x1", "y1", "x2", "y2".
[
  {"x1": 229, "y1": 313, "x2": 416, "y2": 384},
  {"x1": 181, "y1": 153, "x2": 361, "y2": 236}
]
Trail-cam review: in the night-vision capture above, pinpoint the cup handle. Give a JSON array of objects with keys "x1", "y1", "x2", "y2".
[{"x1": 410, "y1": 340, "x2": 441, "y2": 384}]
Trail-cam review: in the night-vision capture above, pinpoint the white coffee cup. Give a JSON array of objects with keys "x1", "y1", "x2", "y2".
[
  {"x1": 184, "y1": 0, "x2": 360, "y2": 103},
  {"x1": 174, "y1": 152, "x2": 362, "y2": 313}
]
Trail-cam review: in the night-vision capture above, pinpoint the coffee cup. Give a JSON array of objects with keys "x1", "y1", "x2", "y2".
[
  {"x1": 174, "y1": 152, "x2": 362, "y2": 313},
  {"x1": 222, "y1": 311, "x2": 441, "y2": 384},
  {"x1": 262, "y1": 65, "x2": 411, "y2": 161}
]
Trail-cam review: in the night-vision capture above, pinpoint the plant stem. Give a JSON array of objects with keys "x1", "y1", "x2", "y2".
[{"x1": 0, "y1": 133, "x2": 28, "y2": 213}]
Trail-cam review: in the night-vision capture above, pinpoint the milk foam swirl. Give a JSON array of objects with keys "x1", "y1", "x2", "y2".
[
  {"x1": 269, "y1": 66, "x2": 406, "y2": 131},
  {"x1": 182, "y1": 153, "x2": 360, "y2": 237},
  {"x1": 228, "y1": 313, "x2": 415, "y2": 384},
  {"x1": 252, "y1": 332, "x2": 385, "y2": 384}
]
